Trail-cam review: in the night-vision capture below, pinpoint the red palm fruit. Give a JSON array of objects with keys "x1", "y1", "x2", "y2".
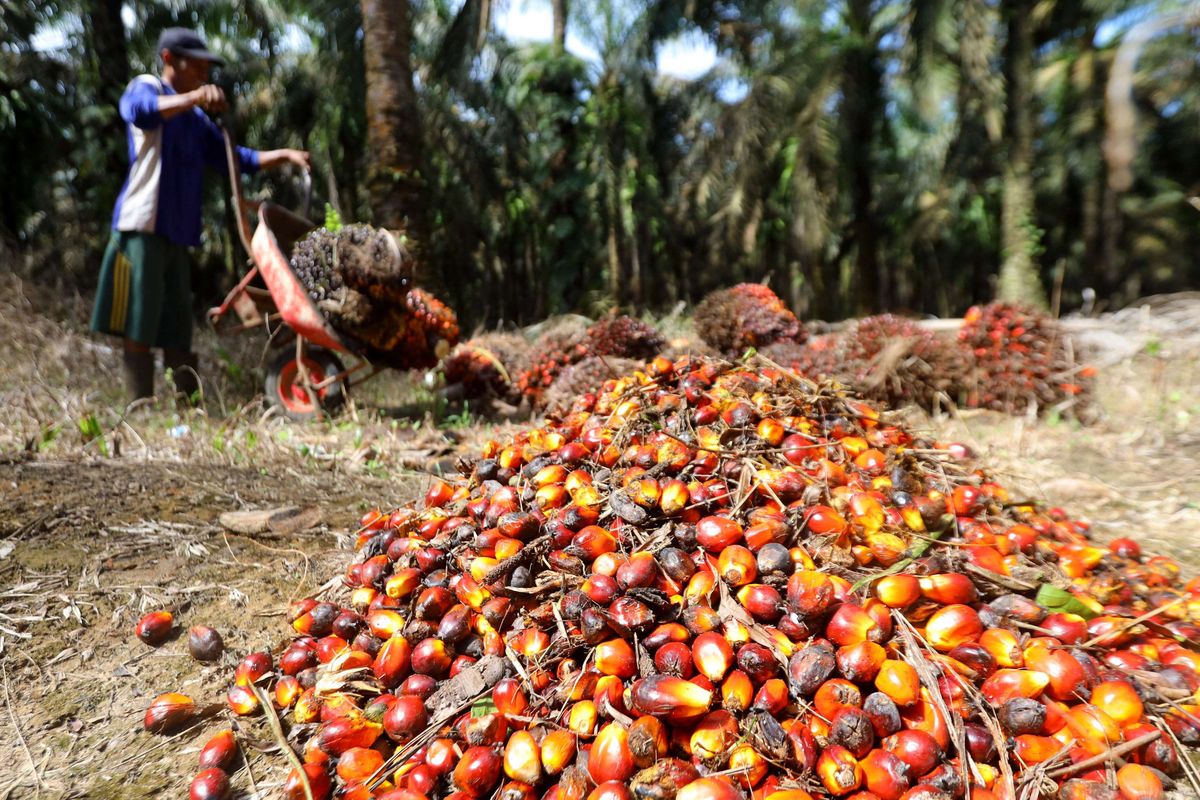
[
  {"x1": 197, "y1": 730, "x2": 239, "y2": 772},
  {"x1": 573, "y1": 526, "x2": 618, "y2": 560},
  {"x1": 399, "y1": 674, "x2": 438, "y2": 699},
  {"x1": 282, "y1": 762, "x2": 332, "y2": 800},
  {"x1": 1023, "y1": 646, "x2": 1085, "y2": 702},
  {"x1": 1011, "y1": 734, "x2": 1063, "y2": 764},
  {"x1": 596, "y1": 639, "x2": 637, "y2": 678},
  {"x1": 493, "y1": 678, "x2": 530, "y2": 721},
  {"x1": 719, "y1": 545, "x2": 758, "y2": 586},
  {"x1": 691, "y1": 709, "x2": 740, "y2": 764},
  {"x1": 875, "y1": 660, "x2": 920, "y2": 707},
  {"x1": 339, "y1": 747, "x2": 386, "y2": 783},
  {"x1": 860, "y1": 749, "x2": 912, "y2": 800},
  {"x1": 950, "y1": 485, "x2": 984, "y2": 515},
  {"x1": 815, "y1": 679, "x2": 864, "y2": 719},
  {"x1": 384, "y1": 695, "x2": 429, "y2": 742},
  {"x1": 787, "y1": 571, "x2": 836, "y2": 618},
  {"x1": 696, "y1": 517, "x2": 744, "y2": 552},
  {"x1": 817, "y1": 745, "x2": 864, "y2": 796},
  {"x1": 979, "y1": 629, "x2": 1023, "y2": 668},
  {"x1": 503, "y1": 730, "x2": 542, "y2": 785},
  {"x1": 135, "y1": 610, "x2": 174, "y2": 646},
  {"x1": 806, "y1": 506, "x2": 849, "y2": 535},
  {"x1": 426, "y1": 738, "x2": 459, "y2": 775},
  {"x1": 827, "y1": 603, "x2": 883, "y2": 647},
  {"x1": 591, "y1": 722, "x2": 636, "y2": 783},
  {"x1": 567, "y1": 700, "x2": 598, "y2": 736},
  {"x1": 617, "y1": 553, "x2": 659, "y2": 590},
  {"x1": 737, "y1": 584, "x2": 784, "y2": 623},
  {"x1": 656, "y1": 641, "x2": 696, "y2": 678},
  {"x1": 863, "y1": 692, "x2": 903, "y2": 738},
  {"x1": 226, "y1": 684, "x2": 260, "y2": 716},
  {"x1": 629, "y1": 675, "x2": 713, "y2": 723},
  {"x1": 789, "y1": 642, "x2": 837, "y2": 696},
  {"x1": 629, "y1": 715, "x2": 669, "y2": 768},
  {"x1": 918, "y1": 574, "x2": 977, "y2": 605},
  {"x1": 882, "y1": 730, "x2": 941, "y2": 777},
  {"x1": 693, "y1": 631, "x2": 734, "y2": 681},
  {"x1": 875, "y1": 575, "x2": 921, "y2": 609},
  {"x1": 232, "y1": 651, "x2": 273, "y2": 688},
  {"x1": 721, "y1": 669, "x2": 755, "y2": 714},
  {"x1": 752, "y1": 679, "x2": 789, "y2": 716},
  {"x1": 831, "y1": 707, "x2": 877, "y2": 757},
  {"x1": 541, "y1": 729, "x2": 577, "y2": 775},
  {"x1": 589, "y1": 781, "x2": 634, "y2": 800},
  {"x1": 837, "y1": 641, "x2": 886, "y2": 683},
  {"x1": 412, "y1": 638, "x2": 453, "y2": 678},
  {"x1": 1040, "y1": 613, "x2": 1088, "y2": 644},
  {"x1": 676, "y1": 777, "x2": 745, "y2": 800},
  {"x1": 1091, "y1": 680, "x2": 1143, "y2": 727},
  {"x1": 924, "y1": 605, "x2": 982, "y2": 652},
  {"x1": 320, "y1": 716, "x2": 383, "y2": 756},
  {"x1": 963, "y1": 723, "x2": 996, "y2": 763},
  {"x1": 190, "y1": 767, "x2": 230, "y2": 800},
  {"x1": 900, "y1": 689, "x2": 950, "y2": 750},
  {"x1": 373, "y1": 635, "x2": 413, "y2": 688},
  {"x1": 455, "y1": 746, "x2": 504, "y2": 797}
]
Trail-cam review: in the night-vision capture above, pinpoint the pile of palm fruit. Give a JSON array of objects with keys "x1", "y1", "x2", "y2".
[
  {"x1": 158, "y1": 353, "x2": 1198, "y2": 800},
  {"x1": 292, "y1": 225, "x2": 460, "y2": 369},
  {"x1": 442, "y1": 333, "x2": 533, "y2": 400},
  {"x1": 694, "y1": 284, "x2": 805, "y2": 357}
]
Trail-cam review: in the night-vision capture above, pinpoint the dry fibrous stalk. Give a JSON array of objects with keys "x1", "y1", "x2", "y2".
[{"x1": 165, "y1": 354, "x2": 1192, "y2": 800}]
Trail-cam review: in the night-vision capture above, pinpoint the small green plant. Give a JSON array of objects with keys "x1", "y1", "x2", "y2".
[
  {"x1": 78, "y1": 413, "x2": 107, "y2": 456},
  {"x1": 37, "y1": 423, "x2": 60, "y2": 452},
  {"x1": 441, "y1": 402, "x2": 474, "y2": 430},
  {"x1": 324, "y1": 203, "x2": 343, "y2": 233}
]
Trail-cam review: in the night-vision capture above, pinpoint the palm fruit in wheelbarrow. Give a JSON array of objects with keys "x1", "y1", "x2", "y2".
[
  {"x1": 199, "y1": 352, "x2": 1200, "y2": 800},
  {"x1": 695, "y1": 283, "x2": 804, "y2": 356},
  {"x1": 291, "y1": 224, "x2": 413, "y2": 307}
]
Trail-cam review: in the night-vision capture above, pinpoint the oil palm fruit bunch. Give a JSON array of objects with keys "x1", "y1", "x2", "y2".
[
  {"x1": 543, "y1": 356, "x2": 642, "y2": 411},
  {"x1": 588, "y1": 314, "x2": 667, "y2": 360},
  {"x1": 517, "y1": 316, "x2": 665, "y2": 405},
  {"x1": 833, "y1": 315, "x2": 961, "y2": 410},
  {"x1": 695, "y1": 284, "x2": 804, "y2": 356},
  {"x1": 198, "y1": 354, "x2": 1197, "y2": 800},
  {"x1": 442, "y1": 333, "x2": 532, "y2": 400},
  {"x1": 292, "y1": 225, "x2": 412, "y2": 307},
  {"x1": 957, "y1": 303, "x2": 1095, "y2": 417},
  {"x1": 515, "y1": 327, "x2": 591, "y2": 402},
  {"x1": 761, "y1": 335, "x2": 841, "y2": 382},
  {"x1": 393, "y1": 288, "x2": 460, "y2": 369}
]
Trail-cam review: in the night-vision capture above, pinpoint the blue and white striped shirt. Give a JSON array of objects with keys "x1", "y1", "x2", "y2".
[{"x1": 111, "y1": 74, "x2": 260, "y2": 248}]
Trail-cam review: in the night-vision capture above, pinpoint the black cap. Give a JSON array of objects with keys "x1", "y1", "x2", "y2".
[{"x1": 157, "y1": 27, "x2": 225, "y2": 67}]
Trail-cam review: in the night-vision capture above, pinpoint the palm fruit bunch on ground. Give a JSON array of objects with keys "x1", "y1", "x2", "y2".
[
  {"x1": 543, "y1": 356, "x2": 643, "y2": 412},
  {"x1": 761, "y1": 336, "x2": 841, "y2": 383},
  {"x1": 178, "y1": 353, "x2": 1200, "y2": 800},
  {"x1": 833, "y1": 316, "x2": 962, "y2": 411},
  {"x1": 292, "y1": 226, "x2": 459, "y2": 368},
  {"x1": 695, "y1": 284, "x2": 805, "y2": 357},
  {"x1": 516, "y1": 315, "x2": 666, "y2": 405},
  {"x1": 957, "y1": 303, "x2": 1094, "y2": 417},
  {"x1": 443, "y1": 333, "x2": 533, "y2": 400}
]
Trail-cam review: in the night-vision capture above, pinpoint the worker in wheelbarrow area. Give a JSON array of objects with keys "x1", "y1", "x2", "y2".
[{"x1": 90, "y1": 27, "x2": 311, "y2": 406}]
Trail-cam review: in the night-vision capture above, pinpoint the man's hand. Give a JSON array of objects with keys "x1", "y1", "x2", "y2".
[
  {"x1": 189, "y1": 84, "x2": 228, "y2": 114},
  {"x1": 258, "y1": 149, "x2": 312, "y2": 171},
  {"x1": 285, "y1": 149, "x2": 312, "y2": 170}
]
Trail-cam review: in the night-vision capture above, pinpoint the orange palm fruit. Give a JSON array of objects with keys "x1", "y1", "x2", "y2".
[
  {"x1": 628, "y1": 675, "x2": 714, "y2": 724},
  {"x1": 918, "y1": 573, "x2": 978, "y2": 605},
  {"x1": 567, "y1": 700, "x2": 598, "y2": 736},
  {"x1": 540, "y1": 729, "x2": 577, "y2": 774},
  {"x1": 923, "y1": 605, "x2": 982, "y2": 652},
  {"x1": 816, "y1": 745, "x2": 863, "y2": 796},
  {"x1": 503, "y1": 731, "x2": 542, "y2": 785},
  {"x1": 628, "y1": 716, "x2": 669, "y2": 768},
  {"x1": 728, "y1": 743, "x2": 768, "y2": 787},
  {"x1": 1116, "y1": 764, "x2": 1164, "y2": 800},
  {"x1": 144, "y1": 692, "x2": 195, "y2": 734},
  {"x1": 860, "y1": 748, "x2": 912, "y2": 800},
  {"x1": 719, "y1": 545, "x2": 758, "y2": 586},
  {"x1": 596, "y1": 639, "x2": 638, "y2": 678},
  {"x1": 676, "y1": 777, "x2": 744, "y2": 800},
  {"x1": 980, "y1": 669, "x2": 1049, "y2": 705},
  {"x1": 1010, "y1": 734, "x2": 1063, "y2": 764},
  {"x1": 875, "y1": 575, "x2": 922, "y2": 609},
  {"x1": 721, "y1": 669, "x2": 755, "y2": 715},
  {"x1": 826, "y1": 603, "x2": 883, "y2": 647},
  {"x1": 875, "y1": 660, "x2": 921, "y2": 707},
  {"x1": 690, "y1": 710, "x2": 740, "y2": 765},
  {"x1": 979, "y1": 629, "x2": 1023, "y2": 668},
  {"x1": 814, "y1": 679, "x2": 864, "y2": 719},
  {"x1": 693, "y1": 631, "x2": 735, "y2": 681},
  {"x1": 336, "y1": 746, "x2": 384, "y2": 782},
  {"x1": 1090, "y1": 680, "x2": 1144, "y2": 727},
  {"x1": 590, "y1": 722, "x2": 636, "y2": 784}
]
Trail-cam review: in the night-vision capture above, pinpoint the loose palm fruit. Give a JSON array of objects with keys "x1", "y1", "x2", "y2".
[
  {"x1": 883, "y1": 730, "x2": 941, "y2": 778},
  {"x1": 136, "y1": 611, "x2": 174, "y2": 646},
  {"x1": 187, "y1": 625, "x2": 224, "y2": 661},
  {"x1": 860, "y1": 749, "x2": 912, "y2": 800},
  {"x1": 504, "y1": 730, "x2": 542, "y2": 785},
  {"x1": 384, "y1": 695, "x2": 429, "y2": 742},
  {"x1": 198, "y1": 729, "x2": 238, "y2": 771},
  {"x1": 144, "y1": 693, "x2": 194, "y2": 733},
  {"x1": 1091, "y1": 680, "x2": 1144, "y2": 727},
  {"x1": 875, "y1": 660, "x2": 920, "y2": 707},
  {"x1": 924, "y1": 605, "x2": 982, "y2": 652},
  {"x1": 676, "y1": 777, "x2": 744, "y2": 800},
  {"x1": 190, "y1": 768, "x2": 230, "y2": 800},
  {"x1": 541, "y1": 729, "x2": 577, "y2": 775},
  {"x1": 455, "y1": 746, "x2": 504, "y2": 797},
  {"x1": 590, "y1": 722, "x2": 636, "y2": 783},
  {"x1": 817, "y1": 745, "x2": 863, "y2": 796}
]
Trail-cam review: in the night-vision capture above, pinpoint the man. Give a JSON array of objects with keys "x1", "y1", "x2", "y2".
[{"x1": 91, "y1": 27, "x2": 311, "y2": 405}]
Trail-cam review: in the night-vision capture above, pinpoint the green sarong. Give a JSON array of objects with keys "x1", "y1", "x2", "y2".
[{"x1": 90, "y1": 231, "x2": 193, "y2": 351}]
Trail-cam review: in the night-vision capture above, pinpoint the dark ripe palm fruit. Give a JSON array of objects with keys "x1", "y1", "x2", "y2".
[
  {"x1": 454, "y1": 746, "x2": 503, "y2": 796},
  {"x1": 589, "y1": 781, "x2": 634, "y2": 800},
  {"x1": 135, "y1": 610, "x2": 174, "y2": 646},
  {"x1": 332, "y1": 610, "x2": 363, "y2": 641},
  {"x1": 591, "y1": 722, "x2": 636, "y2": 783},
  {"x1": 817, "y1": 745, "x2": 864, "y2": 796},
  {"x1": 582, "y1": 608, "x2": 613, "y2": 644},
  {"x1": 788, "y1": 642, "x2": 836, "y2": 697},
  {"x1": 963, "y1": 723, "x2": 996, "y2": 763},
  {"x1": 1059, "y1": 780, "x2": 1119, "y2": 800},
  {"x1": 411, "y1": 638, "x2": 453, "y2": 678},
  {"x1": 863, "y1": 692, "x2": 903, "y2": 738},
  {"x1": 384, "y1": 695, "x2": 429, "y2": 742},
  {"x1": 416, "y1": 586, "x2": 457, "y2": 621},
  {"x1": 860, "y1": 749, "x2": 912, "y2": 800},
  {"x1": 736, "y1": 643, "x2": 779, "y2": 684},
  {"x1": 696, "y1": 517, "x2": 744, "y2": 552},
  {"x1": 438, "y1": 605, "x2": 474, "y2": 644},
  {"x1": 186, "y1": 625, "x2": 223, "y2": 661},
  {"x1": 190, "y1": 768, "x2": 230, "y2": 800},
  {"x1": 399, "y1": 673, "x2": 437, "y2": 699},
  {"x1": 998, "y1": 697, "x2": 1046, "y2": 736},
  {"x1": 234, "y1": 651, "x2": 273, "y2": 687},
  {"x1": 882, "y1": 730, "x2": 942, "y2": 778},
  {"x1": 830, "y1": 707, "x2": 876, "y2": 757},
  {"x1": 945, "y1": 643, "x2": 995, "y2": 680},
  {"x1": 736, "y1": 584, "x2": 784, "y2": 623},
  {"x1": 756, "y1": 543, "x2": 793, "y2": 577},
  {"x1": 199, "y1": 729, "x2": 238, "y2": 771},
  {"x1": 609, "y1": 596, "x2": 656, "y2": 634},
  {"x1": 144, "y1": 692, "x2": 195, "y2": 734},
  {"x1": 655, "y1": 642, "x2": 695, "y2": 678}
]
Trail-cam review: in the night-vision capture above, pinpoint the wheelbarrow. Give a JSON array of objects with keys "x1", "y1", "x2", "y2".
[{"x1": 207, "y1": 126, "x2": 387, "y2": 419}]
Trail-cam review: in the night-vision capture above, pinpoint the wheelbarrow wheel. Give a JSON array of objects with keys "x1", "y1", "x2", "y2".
[{"x1": 265, "y1": 347, "x2": 347, "y2": 420}]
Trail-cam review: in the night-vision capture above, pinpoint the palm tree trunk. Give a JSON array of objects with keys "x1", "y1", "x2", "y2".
[
  {"x1": 843, "y1": 0, "x2": 883, "y2": 315},
  {"x1": 998, "y1": 0, "x2": 1046, "y2": 306},
  {"x1": 81, "y1": 0, "x2": 128, "y2": 196},
  {"x1": 552, "y1": 0, "x2": 569, "y2": 53},
  {"x1": 360, "y1": 0, "x2": 425, "y2": 235}
]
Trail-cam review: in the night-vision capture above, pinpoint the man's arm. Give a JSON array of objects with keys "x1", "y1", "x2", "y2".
[
  {"x1": 158, "y1": 84, "x2": 226, "y2": 120},
  {"x1": 256, "y1": 149, "x2": 312, "y2": 171}
]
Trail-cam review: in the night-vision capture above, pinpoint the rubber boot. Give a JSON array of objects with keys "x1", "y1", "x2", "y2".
[
  {"x1": 123, "y1": 349, "x2": 155, "y2": 403},
  {"x1": 164, "y1": 350, "x2": 201, "y2": 406}
]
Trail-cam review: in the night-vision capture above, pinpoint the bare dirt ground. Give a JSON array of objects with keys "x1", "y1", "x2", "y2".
[{"x1": 0, "y1": 274, "x2": 1198, "y2": 798}]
